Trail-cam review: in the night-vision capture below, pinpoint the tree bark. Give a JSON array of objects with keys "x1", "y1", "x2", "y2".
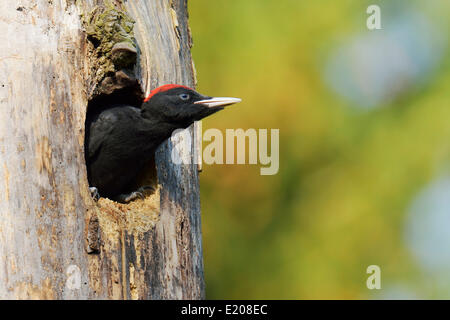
[{"x1": 0, "y1": 0, "x2": 204, "y2": 299}]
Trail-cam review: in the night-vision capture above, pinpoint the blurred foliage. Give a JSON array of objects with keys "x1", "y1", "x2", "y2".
[{"x1": 188, "y1": 0, "x2": 450, "y2": 299}]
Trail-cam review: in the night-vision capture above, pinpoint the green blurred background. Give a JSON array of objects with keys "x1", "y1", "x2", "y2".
[{"x1": 188, "y1": 0, "x2": 450, "y2": 299}]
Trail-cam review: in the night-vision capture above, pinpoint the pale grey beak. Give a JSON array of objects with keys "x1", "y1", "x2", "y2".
[{"x1": 194, "y1": 97, "x2": 242, "y2": 108}]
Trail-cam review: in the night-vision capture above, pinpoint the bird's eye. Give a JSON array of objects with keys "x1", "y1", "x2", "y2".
[{"x1": 179, "y1": 93, "x2": 190, "y2": 101}]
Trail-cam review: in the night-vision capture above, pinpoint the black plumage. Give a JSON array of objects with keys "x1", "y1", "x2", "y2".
[{"x1": 85, "y1": 85, "x2": 240, "y2": 201}]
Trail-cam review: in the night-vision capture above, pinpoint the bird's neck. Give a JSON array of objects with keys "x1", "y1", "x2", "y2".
[{"x1": 137, "y1": 118, "x2": 186, "y2": 151}]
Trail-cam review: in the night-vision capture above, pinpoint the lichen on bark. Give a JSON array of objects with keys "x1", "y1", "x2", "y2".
[{"x1": 82, "y1": 2, "x2": 139, "y2": 99}]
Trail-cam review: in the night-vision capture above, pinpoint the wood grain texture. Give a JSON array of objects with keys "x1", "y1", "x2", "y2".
[{"x1": 0, "y1": 0, "x2": 204, "y2": 299}]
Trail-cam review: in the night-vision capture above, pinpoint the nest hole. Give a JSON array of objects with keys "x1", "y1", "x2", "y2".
[{"x1": 84, "y1": 83, "x2": 160, "y2": 211}]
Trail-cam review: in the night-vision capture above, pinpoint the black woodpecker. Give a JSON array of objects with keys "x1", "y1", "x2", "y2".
[{"x1": 85, "y1": 84, "x2": 241, "y2": 202}]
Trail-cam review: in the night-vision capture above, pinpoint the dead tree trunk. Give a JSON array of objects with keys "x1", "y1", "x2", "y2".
[{"x1": 0, "y1": 0, "x2": 204, "y2": 299}]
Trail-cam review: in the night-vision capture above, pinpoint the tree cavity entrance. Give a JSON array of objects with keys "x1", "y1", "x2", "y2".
[{"x1": 84, "y1": 86, "x2": 160, "y2": 207}]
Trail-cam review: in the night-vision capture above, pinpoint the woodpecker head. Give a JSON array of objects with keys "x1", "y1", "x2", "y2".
[{"x1": 141, "y1": 84, "x2": 241, "y2": 127}]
